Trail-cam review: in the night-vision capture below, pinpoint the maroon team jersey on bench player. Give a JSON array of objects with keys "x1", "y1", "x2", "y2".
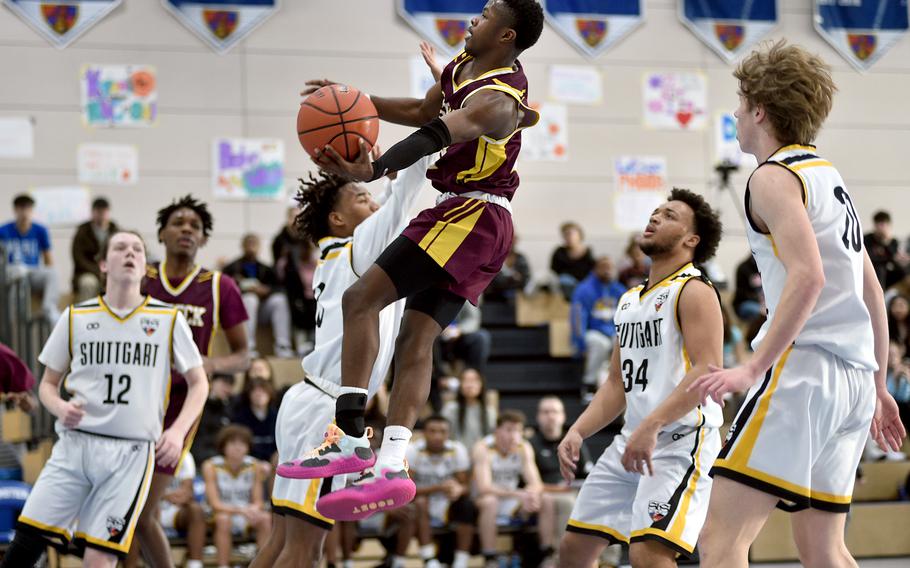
[{"x1": 142, "y1": 261, "x2": 247, "y2": 474}]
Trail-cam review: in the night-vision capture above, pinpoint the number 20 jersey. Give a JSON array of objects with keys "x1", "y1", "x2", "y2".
[
  {"x1": 745, "y1": 145, "x2": 875, "y2": 371},
  {"x1": 614, "y1": 263, "x2": 722, "y2": 437}
]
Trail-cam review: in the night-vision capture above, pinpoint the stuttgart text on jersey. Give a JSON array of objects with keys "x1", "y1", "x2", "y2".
[
  {"x1": 78, "y1": 341, "x2": 162, "y2": 367},
  {"x1": 616, "y1": 318, "x2": 663, "y2": 349}
]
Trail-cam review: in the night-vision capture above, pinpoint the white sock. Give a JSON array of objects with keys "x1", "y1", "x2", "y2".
[
  {"x1": 453, "y1": 551, "x2": 470, "y2": 568},
  {"x1": 339, "y1": 386, "x2": 368, "y2": 397},
  {"x1": 420, "y1": 543, "x2": 436, "y2": 559},
  {"x1": 376, "y1": 425, "x2": 412, "y2": 471},
  {"x1": 342, "y1": 561, "x2": 355, "y2": 568},
  {"x1": 186, "y1": 561, "x2": 203, "y2": 568},
  {"x1": 391, "y1": 555, "x2": 407, "y2": 568}
]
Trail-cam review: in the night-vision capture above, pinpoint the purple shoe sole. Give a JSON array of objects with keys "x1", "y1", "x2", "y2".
[
  {"x1": 276, "y1": 452, "x2": 376, "y2": 480},
  {"x1": 316, "y1": 474, "x2": 417, "y2": 521}
]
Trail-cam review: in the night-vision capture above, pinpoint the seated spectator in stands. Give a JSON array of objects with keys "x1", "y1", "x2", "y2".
[
  {"x1": 0, "y1": 194, "x2": 60, "y2": 323},
  {"x1": 529, "y1": 397, "x2": 592, "y2": 562},
  {"x1": 722, "y1": 303, "x2": 747, "y2": 369},
  {"x1": 484, "y1": 234, "x2": 531, "y2": 303},
  {"x1": 865, "y1": 210, "x2": 907, "y2": 289},
  {"x1": 231, "y1": 361, "x2": 278, "y2": 462},
  {"x1": 571, "y1": 256, "x2": 626, "y2": 396},
  {"x1": 732, "y1": 255, "x2": 763, "y2": 322},
  {"x1": 442, "y1": 368, "x2": 497, "y2": 451},
  {"x1": 0, "y1": 342, "x2": 37, "y2": 411},
  {"x1": 617, "y1": 235, "x2": 649, "y2": 289},
  {"x1": 886, "y1": 341, "x2": 910, "y2": 433},
  {"x1": 190, "y1": 373, "x2": 236, "y2": 464},
  {"x1": 473, "y1": 410, "x2": 554, "y2": 568},
  {"x1": 405, "y1": 415, "x2": 475, "y2": 568},
  {"x1": 71, "y1": 197, "x2": 118, "y2": 302},
  {"x1": 550, "y1": 222, "x2": 595, "y2": 300},
  {"x1": 223, "y1": 233, "x2": 294, "y2": 358},
  {"x1": 272, "y1": 206, "x2": 317, "y2": 353},
  {"x1": 127, "y1": 453, "x2": 205, "y2": 568},
  {"x1": 888, "y1": 295, "x2": 910, "y2": 354},
  {"x1": 435, "y1": 302, "x2": 491, "y2": 376},
  {"x1": 202, "y1": 425, "x2": 271, "y2": 568}
]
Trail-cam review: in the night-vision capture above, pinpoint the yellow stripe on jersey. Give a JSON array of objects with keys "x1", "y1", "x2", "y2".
[
  {"x1": 630, "y1": 527, "x2": 695, "y2": 553},
  {"x1": 209, "y1": 272, "x2": 221, "y2": 357},
  {"x1": 160, "y1": 261, "x2": 201, "y2": 297},
  {"x1": 322, "y1": 242, "x2": 352, "y2": 262},
  {"x1": 790, "y1": 159, "x2": 832, "y2": 171},
  {"x1": 418, "y1": 202, "x2": 486, "y2": 267},
  {"x1": 443, "y1": 197, "x2": 479, "y2": 219},
  {"x1": 667, "y1": 420, "x2": 706, "y2": 544},
  {"x1": 639, "y1": 263, "x2": 694, "y2": 300},
  {"x1": 778, "y1": 164, "x2": 810, "y2": 208},
  {"x1": 777, "y1": 144, "x2": 816, "y2": 153},
  {"x1": 456, "y1": 136, "x2": 511, "y2": 184},
  {"x1": 18, "y1": 515, "x2": 72, "y2": 540},
  {"x1": 725, "y1": 346, "x2": 793, "y2": 468},
  {"x1": 764, "y1": 234, "x2": 779, "y2": 257},
  {"x1": 567, "y1": 519, "x2": 629, "y2": 543}
]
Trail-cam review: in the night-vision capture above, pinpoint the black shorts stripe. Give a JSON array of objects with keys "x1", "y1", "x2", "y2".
[
  {"x1": 72, "y1": 536, "x2": 129, "y2": 559},
  {"x1": 272, "y1": 505, "x2": 333, "y2": 531},
  {"x1": 564, "y1": 524, "x2": 625, "y2": 546},
  {"x1": 15, "y1": 520, "x2": 69, "y2": 552},
  {"x1": 650, "y1": 419, "x2": 704, "y2": 532},
  {"x1": 113, "y1": 442, "x2": 153, "y2": 545},
  {"x1": 716, "y1": 366, "x2": 773, "y2": 461},
  {"x1": 710, "y1": 466, "x2": 850, "y2": 513},
  {"x1": 630, "y1": 533, "x2": 693, "y2": 558}
]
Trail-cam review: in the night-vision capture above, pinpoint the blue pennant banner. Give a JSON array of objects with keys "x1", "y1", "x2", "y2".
[
  {"x1": 3, "y1": 0, "x2": 122, "y2": 48},
  {"x1": 162, "y1": 0, "x2": 279, "y2": 54},
  {"x1": 397, "y1": 0, "x2": 486, "y2": 56},
  {"x1": 815, "y1": 0, "x2": 909, "y2": 72},
  {"x1": 679, "y1": 0, "x2": 778, "y2": 63},
  {"x1": 543, "y1": 0, "x2": 643, "y2": 58}
]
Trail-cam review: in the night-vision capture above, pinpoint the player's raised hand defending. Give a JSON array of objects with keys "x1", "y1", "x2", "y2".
[
  {"x1": 58, "y1": 399, "x2": 85, "y2": 429},
  {"x1": 557, "y1": 429, "x2": 583, "y2": 483},
  {"x1": 872, "y1": 390, "x2": 907, "y2": 453},
  {"x1": 156, "y1": 428, "x2": 184, "y2": 468},
  {"x1": 300, "y1": 78, "x2": 339, "y2": 97},
  {"x1": 313, "y1": 140, "x2": 373, "y2": 182},
  {"x1": 688, "y1": 363, "x2": 757, "y2": 406}
]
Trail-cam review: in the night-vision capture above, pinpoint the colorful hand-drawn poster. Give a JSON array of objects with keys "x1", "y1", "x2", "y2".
[
  {"x1": 212, "y1": 138, "x2": 285, "y2": 200},
  {"x1": 77, "y1": 143, "x2": 139, "y2": 185},
  {"x1": 613, "y1": 155, "x2": 667, "y2": 231},
  {"x1": 521, "y1": 103, "x2": 568, "y2": 161},
  {"x1": 81, "y1": 65, "x2": 157, "y2": 128},
  {"x1": 642, "y1": 71, "x2": 706, "y2": 130}
]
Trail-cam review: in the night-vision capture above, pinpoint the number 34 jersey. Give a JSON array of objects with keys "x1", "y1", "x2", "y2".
[
  {"x1": 614, "y1": 263, "x2": 722, "y2": 437},
  {"x1": 38, "y1": 296, "x2": 203, "y2": 441},
  {"x1": 745, "y1": 145, "x2": 875, "y2": 371}
]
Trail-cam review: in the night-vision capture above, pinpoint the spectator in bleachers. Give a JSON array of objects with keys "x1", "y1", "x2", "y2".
[
  {"x1": 231, "y1": 361, "x2": 278, "y2": 462},
  {"x1": 405, "y1": 415, "x2": 475, "y2": 568},
  {"x1": 126, "y1": 452, "x2": 205, "y2": 568},
  {"x1": 865, "y1": 210, "x2": 906, "y2": 289},
  {"x1": 617, "y1": 235, "x2": 649, "y2": 289},
  {"x1": 272, "y1": 206, "x2": 317, "y2": 354},
  {"x1": 732, "y1": 254, "x2": 763, "y2": 322},
  {"x1": 190, "y1": 373, "x2": 237, "y2": 465},
  {"x1": 71, "y1": 197, "x2": 118, "y2": 302},
  {"x1": 435, "y1": 302, "x2": 492, "y2": 376},
  {"x1": 886, "y1": 341, "x2": 910, "y2": 433},
  {"x1": 223, "y1": 233, "x2": 294, "y2": 358},
  {"x1": 0, "y1": 194, "x2": 60, "y2": 323},
  {"x1": 888, "y1": 295, "x2": 910, "y2": 354},
  {"x1": 202, "y1": 425, "x2": 271, "y2": 568},
  {"x1": 473, "y1": 410, "x2": 555, "y2": 568},
  {"x1": 484, "y1": 234, "x2": 531, "y2": 303},
  {"x1": 571, "y1": 256, "x2": 626, "y2": 397},
  {"x1": 722, "y1": 303, "x2": 748, "y2": 368},
  {"x1": 0, "y1": 342, "x2": 36, "y2": 410},
  {"x1": 442, "y1": 368, "x2": 497, "y2": 452},
  {"x1": 550, "y1": 222, "x2": 595, "y2": 300},
  {"x1": 529, "y1": 397, "x2": 592, "y2": 562}
]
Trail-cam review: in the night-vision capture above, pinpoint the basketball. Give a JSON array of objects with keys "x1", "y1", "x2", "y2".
[{"x1": 297, "y1": 84, "x2": 379, "y2": 161}]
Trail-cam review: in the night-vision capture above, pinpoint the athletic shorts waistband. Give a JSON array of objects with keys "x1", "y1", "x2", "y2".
[{"x1": 436, "y1": 191, "x2": 513, "y2": 215}]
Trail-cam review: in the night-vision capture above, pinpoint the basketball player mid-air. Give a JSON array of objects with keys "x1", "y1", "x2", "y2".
[
  {"x1": 690, "y1": 41, "x2": 907, "y2": 567},
  {"x1": 278, "y1": 0, "x2": 545, "y2": 520}
]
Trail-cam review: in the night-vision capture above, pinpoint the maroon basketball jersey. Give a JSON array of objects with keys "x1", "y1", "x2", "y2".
[
  {"x1": 426, "y1": 51, "x2": 539, "y2": 201},
  {"x1": 142, "y1": 261, "x2": 247, "y2": 386}
]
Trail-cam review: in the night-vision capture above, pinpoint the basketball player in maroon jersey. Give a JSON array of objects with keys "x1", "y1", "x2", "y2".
[
  {"x1": 131, "y1": 195, "x2": 250, "y2": 567},
  {"x1": 280, "y1": 0, "x2": 544, "y2": 519}
]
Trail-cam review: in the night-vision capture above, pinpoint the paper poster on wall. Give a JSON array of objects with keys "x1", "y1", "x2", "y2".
[
  {"x1": 0, "y1": 117, "x2": 34, "y2": 159},
  {"x1": 409, "y1": 54, "x2": 445, "y2": 99},
  {"x1": 543, "y1": 0, "x2": 644, "y2": 58},
  {"x1": 31, "y1": 186, "x2": 91, "y2": 226},
  {"x1": 2, "y1": 0, "x2": 122, "y2": 49},
  {"x1": 679, "y1": 0, "x2": 778, "y2": 63},
  {"x1": 613, "y1": 156, "x2": 667, "y2": 231},
  {"x1": 714, "y1": 112, "x2": 756, "y2": 169},
  {"x1": 642, "y1": 71, "x2": 706, "y2": 130},
  {"x1": 77, "y1": 143, "x2": 138, "y2": 185},
  {"x1": 814, "y1": 0, "x2": 908, "y2": 72},
  {"x1": 522, "y1": 103, "x2": 568, "y2": 161},
  {"x1": 81, "y1": 64, "x2": 157, "y2": 128},
  {"x1": 548, "y1": 65, "x2": 602, "y2": 105},
  {"x1": 213, "y1": 138, "x2": 285, "y2": 200},
  {"x1": 162, "y1": 0, "x2": 280, "y2": 54}
]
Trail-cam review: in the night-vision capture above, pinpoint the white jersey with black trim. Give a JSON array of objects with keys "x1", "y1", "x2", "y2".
[
  {"x1": 745, "y1": 144, "x2": 876, "y2": 371},
  {"x1": 210, "y1": 455, "x2": 257, "y2": 509},
  {"x1": 614, "y1": 263, "x2": 722, "y2": 437},
  {"x1": 480, "y1": 435, "x2": 524, "y2": 492},
  {"x1": 38, "y1": 296, "x2": 202, "y2": 441},
  {"x1": 301, "y1": 157, "x2": 431, "y2": 397}
]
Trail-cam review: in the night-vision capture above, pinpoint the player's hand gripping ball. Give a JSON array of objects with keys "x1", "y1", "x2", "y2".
[{"x1": 297, "y1": 84, "x2": 379, "y2": 161}]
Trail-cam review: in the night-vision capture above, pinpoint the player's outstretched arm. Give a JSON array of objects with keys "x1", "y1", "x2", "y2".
[
  {"x1": 301, "y1": 79, "x2": 443, "y2": 128},
  {"x1": 622, "y1": 280, "x2": 722, "y2": 476}
]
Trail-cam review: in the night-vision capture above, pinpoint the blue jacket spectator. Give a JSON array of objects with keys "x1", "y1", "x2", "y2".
[
  {"x1": 1, "y1": 194, "x2": 60, "y2": 323},
  {"x1": 571, "y1": 257, "x2": 626, "y2": 392}
]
